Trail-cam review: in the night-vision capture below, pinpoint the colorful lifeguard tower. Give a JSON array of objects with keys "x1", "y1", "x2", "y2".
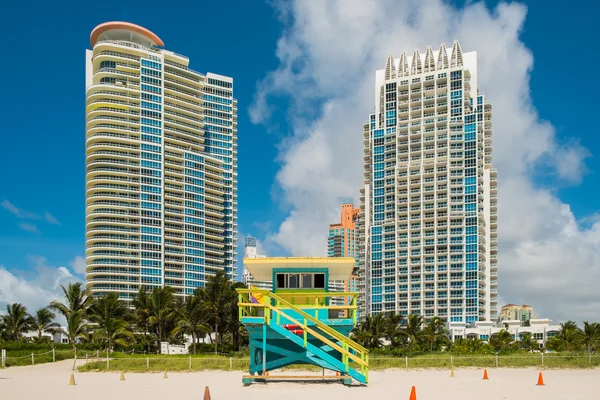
[{"x1": 237, "y1": 257, "x2": 369, "y2": 386}]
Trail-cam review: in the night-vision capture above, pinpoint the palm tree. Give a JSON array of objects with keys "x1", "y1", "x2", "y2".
[
  {"x1": 89, "y1": 292, "x2": 133, "y2": 351},
  {"x1": 132, "y1": 287, "x2": 151, "y2": 331},
  {"x1": 0, "y1": 318, "x2": 6, "y2": 341},
  {"x1": 421, "y1": 316, "x2": 449, "y2": 352},
  {"x1": 490, "y1": 329, "x2": 513, "y2": 353},
  {"x1": 31, "y1": 307, "x2": 60, "y2": 341},
  {"x1": 62, "y1": 309, "x2": 90, "y2": 349},
  {"x1": 172, "y1": 290, "x2": 209, "y2": 354},
  {"x1": 352, "y1": 313, "x2": 387, "y2": 349},
  {"x1": 200, "y1": 270, "x2": 235, "y2": 354},
  {"x1": 578, "y1": 321, "x2": 600, "y2": 355},
  {"x1": 225, "y1": 281, "x2": 248, "y2": 351},
  {"x1": 401, "y1": 314, "x2": 424, "y2": 351},
  {"x1": 547, "y1": 321, "x2": 581, "y2": 352},
  {"x1": 147, "y1": 286, "x2": 175, "y2": 343},
  {"x1": 50, "y1": 282, "x2": 94, "y2": 318},
  {"x1": 519, "y1": 332, "x2": 538, "y2": 352},
  {"x1": 464, "y1": 336, "x2": 486, "y2": 353},
  {"x1": 50, "y1": 282, "x2": 95, "y2": 349},
  {"x1": 384, "y1": 312, "x2": 406, "y2": 348},
  {"x1": 1, "y1": 303, "x2": 33, "y2": 341}
]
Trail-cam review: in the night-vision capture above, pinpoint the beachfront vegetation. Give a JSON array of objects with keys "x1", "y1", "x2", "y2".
[
  {"x1": 0, "y1": 271, "x2": 246, "y2": 355},
  {"x1": 351, "y1": 313, "x2": 600, "y2": 356},
  {"x1": 2, "y1": 285, "x2": 600, "y2": 371}
]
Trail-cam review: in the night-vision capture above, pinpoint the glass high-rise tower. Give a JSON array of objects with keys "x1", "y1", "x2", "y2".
[
  {"x1": 358, "y1": 41, "x2": 498, "y2": 324},
  {"x1": 85, "y1": 22, "x2": 237, "y2": 303}
]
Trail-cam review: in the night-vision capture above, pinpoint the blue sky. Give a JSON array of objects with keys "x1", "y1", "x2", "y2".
[
  {"x1": 0, "y1": 0, "x2": 599, "y2": 320},
  {"x1": 0, "y1": 0, "x2": 287, "y2": 274}
]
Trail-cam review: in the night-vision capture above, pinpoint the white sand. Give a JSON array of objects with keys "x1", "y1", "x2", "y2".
[{"x1": 1, "y1": 360, "x2": 597, "y2": 399}]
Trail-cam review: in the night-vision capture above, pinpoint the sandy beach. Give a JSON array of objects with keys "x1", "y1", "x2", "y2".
[{"x1": 1, "y1": 360, "x2": 597, "y2": 399}]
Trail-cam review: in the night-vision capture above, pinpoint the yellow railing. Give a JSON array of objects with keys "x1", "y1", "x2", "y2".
[{"x1": 237, "y1": 289, "x2": 368, "y2": 377}]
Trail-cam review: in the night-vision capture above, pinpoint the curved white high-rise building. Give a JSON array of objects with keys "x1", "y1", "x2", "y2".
[{"x1": 85, "y1": 22, "x2": 237, "y2": 303}]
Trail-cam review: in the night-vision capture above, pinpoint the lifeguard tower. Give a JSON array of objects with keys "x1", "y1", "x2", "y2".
[{"x1": 237, "y1": 257, "x2": 369, "y2": 386}]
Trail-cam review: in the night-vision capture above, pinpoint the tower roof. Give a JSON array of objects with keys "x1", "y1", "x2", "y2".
[{"x1": 90, "y1": 21, "x2": 164, "y2": 47}]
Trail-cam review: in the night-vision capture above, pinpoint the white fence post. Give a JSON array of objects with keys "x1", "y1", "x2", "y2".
[
  {"x1": 31, "y1": 353, "x2": 34, "y2": 365},
  {"x1": 1, "y1": 349, "x2": 6, "y2": 368},
  {"x1": 541, "y1": 353, "x2": 544, "y2": 366},
  {"x1": 495, "y1": 354, "x2": 498, "y2": 368},
  {"x1": 229, "y1": 357, "x2": 232, "y2": 370},
  {"x1": 106, "y1": 349, "x2": 110, "y2": 370},
  {"x1": 146, "y1": 357, "x2": 149, "y2": 369},
  {"x1": 405, "y1": 356, "x2": 408, "y2": 369},
  {"x1": 52, "y1": 348, "x2": 56, "y2": 363},
  {"x1": 189, "y1": 356, "x2": 192, "y2": 370}
]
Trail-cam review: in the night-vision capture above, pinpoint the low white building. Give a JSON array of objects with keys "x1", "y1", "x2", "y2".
[
  {"x1": 160, "y1": 341, "x2": 187, "y2": 355},
  {"x1": 21, "y1": 328, "x2": 69, "y2": 344},
  {"x1": 448, "y1": 319, "x2": 562, "y2": 348}
]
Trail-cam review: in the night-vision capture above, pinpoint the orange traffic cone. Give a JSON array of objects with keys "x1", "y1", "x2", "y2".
[
  {"x1": 203, "y1": 386, "x2": 211, "y2": 400},
  {"x1": 408, "y1": 386, "x2": 416, "y2": 400},
  {"x1": 483, "y1": 369, "x2": 489, "y2": 380},
  {"x1": 537, "y1": 372, "x2": 545, "y2": 386},
  {"x1": 336, "y1": 371, "x2": 340, "y2": 376}
]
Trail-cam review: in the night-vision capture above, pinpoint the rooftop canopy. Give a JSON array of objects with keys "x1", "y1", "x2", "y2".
[
  {"x1": 244, "y1": 257, "x2": 355, "y2": 282},
  {"x1": 90, "y1": 21, "x2": 164, "y2": 48}
]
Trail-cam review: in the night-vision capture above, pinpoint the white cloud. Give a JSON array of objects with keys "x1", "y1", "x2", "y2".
[
  {"x1": 19, "y1": 222, "x2": 39, "y2": 233},
  {"x1": 69, "y1": 256, "x2": 86, "y2": 275},
  {"x1": 254, "y1": 237, "x2": 268, "y2": 258},
  {"x1": 44, "y1": 211, "x2": 61, "y2": 225},
  {"x1": 0, "y1": 256, "x2": 82, "y2": 316},
  {"x1": 2, "y1": 199, "x2": 61, "y2": 228},
  {"x1": 2, "y1": 199, "x2": 40, "y2": 220},
  {"x1": 251, "y1": 0, "x2": 599, "y2": 322}
]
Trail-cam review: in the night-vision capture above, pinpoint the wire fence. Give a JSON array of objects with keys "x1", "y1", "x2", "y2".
[{"x1": 2, "y1": 349, "x2": 599, "y2": 370}]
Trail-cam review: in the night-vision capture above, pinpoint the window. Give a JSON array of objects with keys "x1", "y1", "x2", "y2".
[
  {"x1": 301, "y1": 274, "x2": 312, "y2": 288},
  {"x1": 275, "y1": 273, "x2": 325, "y2": 289}
]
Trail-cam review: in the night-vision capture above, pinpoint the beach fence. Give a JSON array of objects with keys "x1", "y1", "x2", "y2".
[
  {"x1": 81, "y1": 355, "x2": 250, "y2": 371},
  {"x1": 2, "y1": 350, "x2": 599, "y2": 370},
  {"x1": 368, "y1": 354, "x2": 600, "y2": 369},
  {"x1": 0, "y1": 348, "x2": 101, "y2": 368}
]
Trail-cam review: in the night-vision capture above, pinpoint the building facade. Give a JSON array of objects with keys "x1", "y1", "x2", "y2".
[
  {"x1": 359, "y1": 41, "x2": 498, "y2": 323},
  {"x1": 499, "y1": 304, "x2": 536, "y2": 325},
  {"x1": 85, "y1": 22, "x2": 237, "y2": 304},
  {"x1": 328, "y1": 204, "x2": 361, "y2": 309}
]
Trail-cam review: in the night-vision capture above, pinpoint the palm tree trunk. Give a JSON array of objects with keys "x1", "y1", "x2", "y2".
[
  {"x1": 214, "y1": 323, "x2": 218, "y2": 354},
  {"x1": 192, "y1": 332, "x2": 197, "y2": 354}
]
